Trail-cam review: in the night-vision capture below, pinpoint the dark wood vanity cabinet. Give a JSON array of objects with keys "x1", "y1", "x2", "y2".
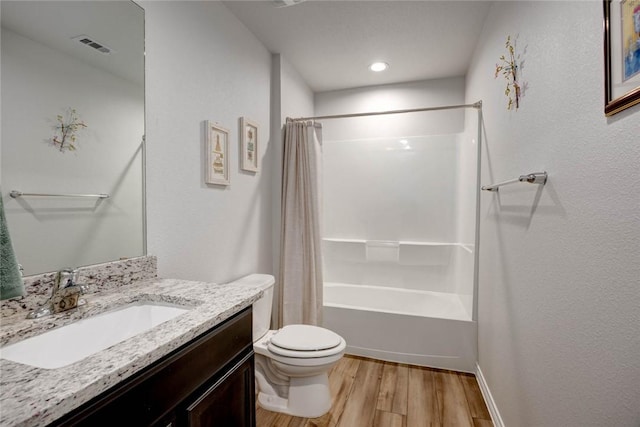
[
  {"x1": 51, "y1": 307, "x2": 255, "y2": 427},
  {"x1": 185, "y1": 353, "x2": 254, "y2": 427}
]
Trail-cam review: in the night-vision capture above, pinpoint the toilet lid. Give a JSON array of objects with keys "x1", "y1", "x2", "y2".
[{"x1": 269, "y1": 325, "x2": 342, "y2": 352}]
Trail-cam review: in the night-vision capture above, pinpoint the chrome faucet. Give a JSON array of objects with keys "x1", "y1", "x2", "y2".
[{"x1": 27, "y1": 268, "x2": 88, "y2": 319}]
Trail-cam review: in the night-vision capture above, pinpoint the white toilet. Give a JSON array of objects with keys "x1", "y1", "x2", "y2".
[{"x1": 230, "y1": 274, "x2": 346, "y2": 418}]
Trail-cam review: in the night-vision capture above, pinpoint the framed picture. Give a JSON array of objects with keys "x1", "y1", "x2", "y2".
[
  {"x1": 205, "y1": 121, "x2": 230, "y2": 186},
  {"x1": 604, "y1": 0, "x2": 640, "y2": 116},
  {"x1": 240, "y1": 117, "x2": 259, "y2": 172}
]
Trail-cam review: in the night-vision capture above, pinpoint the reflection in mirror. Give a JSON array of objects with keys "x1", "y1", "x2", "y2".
[{"x1": 1, "y1": 1, "x2": 145, "y2": 276}]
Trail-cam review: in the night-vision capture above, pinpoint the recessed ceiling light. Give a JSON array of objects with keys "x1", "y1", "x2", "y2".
[{"x1": 369, "y1": 62, "x2": 389, "y2": 72}]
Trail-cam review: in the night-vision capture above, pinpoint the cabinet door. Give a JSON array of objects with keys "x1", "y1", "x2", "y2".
[
  {"x1": 186, "y1": 353, "x2": 255, "y2": 427},
  {"x1": 153, "y1": 414, "x2": 176, "y2": 427}
]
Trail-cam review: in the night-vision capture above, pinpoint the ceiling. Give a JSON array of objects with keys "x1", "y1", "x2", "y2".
[{"x1": 224, "y1": 0, "x2": 492, "y2": 93}]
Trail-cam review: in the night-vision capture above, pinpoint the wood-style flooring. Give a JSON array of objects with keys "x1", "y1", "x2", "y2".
[{"x1": 256, "y1": 355, "x2": 493, "y2": 427}]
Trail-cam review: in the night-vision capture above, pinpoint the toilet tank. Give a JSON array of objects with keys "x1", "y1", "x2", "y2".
[{"x1": 228, "y1": 274, "x2": 275, "y2": 342}]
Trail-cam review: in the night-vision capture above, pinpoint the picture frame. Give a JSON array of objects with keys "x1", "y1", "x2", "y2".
[
  {"x1": 240, "y1": 117, "x2": 259, "y2": 172},
  {"x1": 205, "y1": 121, "x2": 230, "y2": 186},
  {"x1": 604, "y1": 0, "x2": 640, "y2": 116}
]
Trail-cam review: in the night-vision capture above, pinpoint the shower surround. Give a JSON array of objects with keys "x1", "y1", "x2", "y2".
[{"x1": 320, "y1": 104, "x2": 480, "y2": 372}]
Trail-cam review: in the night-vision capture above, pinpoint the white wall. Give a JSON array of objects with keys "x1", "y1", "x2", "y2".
[
  {"x1": 1, "y1": 28, "x2": 144, "y2": 275},
  {"x1": 316, "y1": 79, "x2": 467, "y2": 248},
  {"x1": 322, "y1": 133, "x2": 460, "y2": 294},
  {"x1": 142, "y1": 1, "x2": 273, "y2": 282},
  {"x1": 467, "y1": 2, "x2": 640, "y2": 426},
  {"x1": 280, "y1": 56, "x2": 315, "y2": 121},
  {"x1": 315, "y1": 77, "x2": 466, "y2": 140},
  {"x1": 269, "y1": 53, "x2": 314, "y2": 325},
  {"x1": 323, "y1": 134, "x2": 459, "y2": 243}
]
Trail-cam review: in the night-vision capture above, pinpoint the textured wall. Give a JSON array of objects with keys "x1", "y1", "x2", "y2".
[
  {"x1": 466, "y1": 2, "x2": 640, "y2": 425},
  {"x1": 142, "y1": 1, "x2": 273, "y2": 283}
]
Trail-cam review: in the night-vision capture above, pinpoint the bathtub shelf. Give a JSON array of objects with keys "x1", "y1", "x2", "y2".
[
  {"x1": 322, "y1": 238, "x2": 473, "y2": 266},
  {"x1": 322, "y1": 238, "x2": 464, "y2": 246}
]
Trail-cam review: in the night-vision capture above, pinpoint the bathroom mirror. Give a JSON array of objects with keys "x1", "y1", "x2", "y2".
[{"x1": 1, "y1": 1, "x2": 145, "y2": 276}]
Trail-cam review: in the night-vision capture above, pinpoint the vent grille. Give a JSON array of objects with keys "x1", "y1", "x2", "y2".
[
  {"x1": 71, "y1": 35, "x2": 114, "y2": 55},
  {"x1": 272, "y1": 0, "x2": 306, "y2": 7}
]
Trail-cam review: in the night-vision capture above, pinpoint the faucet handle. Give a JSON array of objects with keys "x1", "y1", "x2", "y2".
[{"x1": 54, "y1": 268, "x2": 79, "y2": 291}]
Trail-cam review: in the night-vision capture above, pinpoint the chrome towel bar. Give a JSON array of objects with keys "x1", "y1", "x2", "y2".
[
  {"x1": 481, "y1": 172, "x2": 547, "y2": 192},
  {"x1": 9, "y1": 190, "x2": 110, "y2": 199}
]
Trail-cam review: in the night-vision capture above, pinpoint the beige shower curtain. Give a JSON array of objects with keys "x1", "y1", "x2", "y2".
[{"x1": 279, "y1": 119, "x2": 323, "y2": 326}]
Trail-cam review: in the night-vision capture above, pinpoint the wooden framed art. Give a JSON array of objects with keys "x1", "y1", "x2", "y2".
[
  {"x1": 604, "y1": 0, "x2": 640, "y2": 116},
  {"x1": 205, "y1": 121, "x2": 230, "y2": 186},
  {"x1": 240, "y1": 117, "x2": 259, "y2": 172}
]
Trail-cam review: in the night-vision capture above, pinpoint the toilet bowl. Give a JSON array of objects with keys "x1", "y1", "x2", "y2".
[{"x1": 230, "y1": 274, "x2": 346, "y2": 418}]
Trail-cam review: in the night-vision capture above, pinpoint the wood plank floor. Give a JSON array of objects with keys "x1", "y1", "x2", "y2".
[{"x1": 256, "y1": 355, "x2": 493, "y2": 427}]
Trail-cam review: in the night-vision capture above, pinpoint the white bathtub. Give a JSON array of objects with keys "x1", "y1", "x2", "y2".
[
  {"x1": 323, "y1": 282, "x2": 477, "y2": 372},
  {"x1": 324, "y1": 282, "x2": 471, "y2": 321}
]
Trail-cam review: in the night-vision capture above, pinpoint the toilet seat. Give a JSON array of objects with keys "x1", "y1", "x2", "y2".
[{"x1": 267, "y1": 325, "x2": 345, "y2": 359}]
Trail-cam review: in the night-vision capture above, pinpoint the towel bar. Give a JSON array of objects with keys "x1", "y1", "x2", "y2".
[
  {"x1": 9, "y1": 190, "x2": 110, "y2": 199},
  {"x1": 481, "y1": 172, "x2": 547, "y2": 192}
]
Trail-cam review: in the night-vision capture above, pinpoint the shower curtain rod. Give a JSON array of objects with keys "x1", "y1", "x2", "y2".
[{"x1": 289, "y1": 101, "x2": 482, "y2": 122}]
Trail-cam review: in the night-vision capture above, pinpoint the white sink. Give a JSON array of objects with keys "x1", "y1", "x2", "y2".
[{"x1": 0, "y1": 301, "x2": 190, "y2": 369}]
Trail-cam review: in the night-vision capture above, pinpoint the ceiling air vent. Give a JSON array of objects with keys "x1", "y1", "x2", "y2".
[
  {"x1": 71, "y1": 35, "x2": 115, "y2": 55},
  {"x1": 272, "y1": 0, "x2": 306, "y2": 7}
]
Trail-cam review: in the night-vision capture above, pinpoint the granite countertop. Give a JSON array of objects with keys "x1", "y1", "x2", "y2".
[{"x1": 0, "y1": 278, "x2": 262, "y2": 427}]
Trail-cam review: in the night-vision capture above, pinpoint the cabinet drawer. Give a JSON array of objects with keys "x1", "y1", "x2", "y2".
[{"x1": 54, "y1": 307, "x2": 252, "y2": 426}]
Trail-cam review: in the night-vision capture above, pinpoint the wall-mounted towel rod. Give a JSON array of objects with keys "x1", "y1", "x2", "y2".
[
  {"x1": 481, "y1": 172, "x2": 547, "y2": 192},
  {"x1": 9, "y1": 190, "x2": 110, "y2": 199}
]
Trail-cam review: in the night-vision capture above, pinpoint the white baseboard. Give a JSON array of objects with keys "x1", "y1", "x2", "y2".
[{"x1": 475, "y1": 363, "x2": 505, "y2": 427}]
